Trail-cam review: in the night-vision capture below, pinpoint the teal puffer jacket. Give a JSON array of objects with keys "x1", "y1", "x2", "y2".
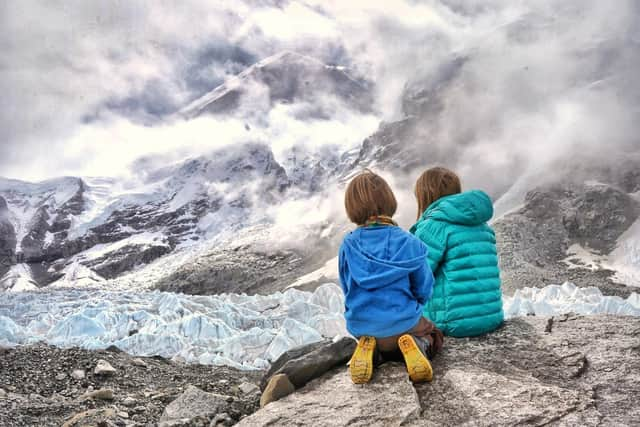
[{"x1": 409, "y1": 190, "x2": 503, "y2": 337}]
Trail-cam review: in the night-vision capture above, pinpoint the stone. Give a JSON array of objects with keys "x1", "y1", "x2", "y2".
[
  {"x1": 211, "y1": 412, "x2": 233, "y2": 426},
  {"x1": 94, "y1": 359, "x2": 116, "y2": 376},
  {"x1": 131, "y1": 358, "x2": 147, "y2": 368},
  {"x1": 238, "y1": 382, "x2": 259, "y2": 395},
  {"x1": 0, "y1": 388, "x2": 6, "y2": 398},
  {"x1": 117, "y1": 411, "x2": 129, "y2": 419},
  {"x1": 259, "y1": 374, "x2": 295, "y2": 408},
  {"x1": 122, "y1": 396, "x2": 137, "y2": 407},
  {"x1": 55, "y1": 373, "x2": 67, "y2": 381},
  {"x1": 81, "y1": 388, "x2": 114, "y2": 401},
  {"x1": 240, "y1": 316, "x2": 640, "y2": 426},
  {"x1": 261, "y1": 337, "x2": 356, "y2": 390},
  {"x1": 71, "y1": 369, "x2": 85, "y2": 380},
  {"x1": 244, "y1": 363, "x2": 420, "y2": 425},
  {"x1": 159, "y1": 385, "x2": 229, "y2": 424},
  {"x1": 62, "y1": 408, "x2": 118, "y2": 427}
]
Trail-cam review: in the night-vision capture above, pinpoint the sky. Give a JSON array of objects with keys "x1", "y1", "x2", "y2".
[{"x1": 1, "y1": 0, "x2": 639, "y2": 182}]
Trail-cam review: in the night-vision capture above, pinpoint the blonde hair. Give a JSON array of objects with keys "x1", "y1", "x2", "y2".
[
  {"x1": 414, "y1": 167, "x2": 461, "y2": 219},
  {"x1": 345, "y1": 170, "x2": 397, "y2": 225}
]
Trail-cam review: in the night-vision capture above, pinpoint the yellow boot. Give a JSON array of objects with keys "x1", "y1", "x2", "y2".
[
  {"x1": 349, "y1": 336, "x2": 376, "y2": 384},
  {"x1": 398, "y1": 334, "x2": 433, "y2": 383}
]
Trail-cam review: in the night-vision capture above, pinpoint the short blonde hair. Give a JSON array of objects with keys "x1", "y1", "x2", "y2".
[
  {"x1": 414, "y1": 167, "x2": 461, "y2": 219},
  {"x1": 345, "y1": 170, "x2": 397, "y2": 225}
]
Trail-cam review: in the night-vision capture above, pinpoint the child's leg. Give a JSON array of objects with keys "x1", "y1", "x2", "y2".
[{"x1": 349, "y1": 336, "x2": 377, "y2": 384}]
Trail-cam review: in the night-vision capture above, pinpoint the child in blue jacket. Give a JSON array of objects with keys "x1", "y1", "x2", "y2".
[{"x1": 339, "y1": 170, "x2": 438, "y2": 384}]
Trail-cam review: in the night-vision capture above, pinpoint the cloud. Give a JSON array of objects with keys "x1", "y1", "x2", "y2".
[{"x1": 1, "y1": 0, "x2": 639, "y2": 196}]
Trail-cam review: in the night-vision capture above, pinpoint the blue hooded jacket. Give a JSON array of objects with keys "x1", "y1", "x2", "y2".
[{"x1": 338, "y1": 225, "x2": 434, "y2": 338}]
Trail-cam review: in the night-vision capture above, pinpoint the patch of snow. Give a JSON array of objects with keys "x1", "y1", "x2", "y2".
[
  {"x1": 48, "y1": 262, "x2": 105, "y2": 288},
  {"x1": 561, "y1": 244, "x2": 607, "y2": 271},
  {"x1": 76, "y1": 232, "x2": 169, "y2": 262},
  {"x1": 43, "y1": 231, "x2": 55, "y2": 248},
  {"x1": 559, "y1": 221, "x2": 640, "y2": 288},
  {"x1": 0, "y1": 264, "x2": 38, "y2": 292},
  {"x1": 503, "y1": 282, "x2": 640, "y2": 318},
  {"x1": 0, "y1": 283, "x2": 348, "y2": 370},
  {"x1": 605, "y1": 219, "x2": 640, "y2": 287}
]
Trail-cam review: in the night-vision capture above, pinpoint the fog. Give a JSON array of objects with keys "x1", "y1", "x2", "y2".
[{"x1": 2, "y1": 1, "x2": 638, "y2": 229}]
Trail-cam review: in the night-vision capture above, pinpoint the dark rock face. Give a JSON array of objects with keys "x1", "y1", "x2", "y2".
[
  {"x1": 495, "y1": 182, "x2": 640, "y2": 295},
  {"x1": 83, "y1": 243, "x2": 173, "y2": 279},
  {"x1": 240, "y1": 315, "x2": 640, "y2": 426},
  {"x1": 0, "y1": 196, "x2": 16, "y2": 267}
]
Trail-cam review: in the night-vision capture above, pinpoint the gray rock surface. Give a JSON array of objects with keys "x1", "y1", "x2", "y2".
[
  {"x1": 239, "y1": 315, "x2": 640, "y2": 426},
  {"x1": 495, "y1": 181, "x2": 640, "y2": 297},
  {"x1": 245, "y1": 363, "x2": 421, "y2": 426},
  {"x1": 159, "y1": 385, "x2": 230, "y2": 425}
]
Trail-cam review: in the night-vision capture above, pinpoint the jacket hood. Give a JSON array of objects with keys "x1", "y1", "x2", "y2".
[
  {"x1": 341, "y1": 226, "x2": 427, "y2": 290},
  {"x1": 414, "y1": 190, "x2": 493, "y2": 227}
]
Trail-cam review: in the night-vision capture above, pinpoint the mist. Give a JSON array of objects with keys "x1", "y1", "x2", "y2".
[{"x1": 2, "y1": 1, "x2": 638, "y2": 221}]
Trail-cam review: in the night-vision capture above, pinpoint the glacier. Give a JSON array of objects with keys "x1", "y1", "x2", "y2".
[
  {"x1": 1, "y1": 281, "x2": 638, "y2": 370},
  {"x1": 0, "y1": 283, "x2": 348, "y2": 370}
]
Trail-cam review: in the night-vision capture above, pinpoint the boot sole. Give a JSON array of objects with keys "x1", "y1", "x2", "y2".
[
  {"x1": 398, "y1": 335, "x2": 433, "y2": 383},
  {"x1": 349, "y1": 336, "x2": 376, "y2": 384}
]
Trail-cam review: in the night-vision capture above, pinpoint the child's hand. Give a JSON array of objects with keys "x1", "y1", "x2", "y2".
[
  {"x1": 412, "y1": 317, "x2": 436, "y2": 336},
  {"x1": 413, "y1": 317, "x2": 444, "y2": 354}
]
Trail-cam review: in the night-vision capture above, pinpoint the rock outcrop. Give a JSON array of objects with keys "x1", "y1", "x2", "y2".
[
  {"x1": 0, "y1": 196, "x2": 16, "y2": 275},
  {"x1": 495, "y1": 182, "x2": 640, "y2": 297},
  {"x1": 239, "y1": 315, "x2": 640, "y2": 426}
]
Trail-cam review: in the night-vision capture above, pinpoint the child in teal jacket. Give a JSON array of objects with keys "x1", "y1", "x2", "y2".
[{"x1": 410, "y1": 167, "x2": 504, "y2": 337}]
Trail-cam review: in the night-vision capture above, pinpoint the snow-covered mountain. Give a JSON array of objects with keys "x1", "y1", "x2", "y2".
[
  {"x1": 0, "y1": 141, "x2": 334, "y2": 291},
  {"x1": 180, "y1": 51, "x2": 374, "y2": 119},
  {"x1": 2, "y1": 49, "x2": 640, "y2": 299}
]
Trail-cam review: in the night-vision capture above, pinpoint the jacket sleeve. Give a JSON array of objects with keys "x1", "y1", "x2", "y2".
[
  {"x1": 410, "y1": 256, "x2": 435, "y2": 305},
  {"x1": 412, "y1": 221, "x2": 447, "y2": 273}
]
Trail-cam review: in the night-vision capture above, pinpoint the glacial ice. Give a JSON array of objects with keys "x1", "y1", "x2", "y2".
[
  {"x1": 503, "y1": 282, "x2": 640, "y2": 318},
  {"x1": 0, "y1": 283, "x2": 348, "y2": 370},
  {"x1": 1, "y1": 281, "x2": 639, "y2": 369}
]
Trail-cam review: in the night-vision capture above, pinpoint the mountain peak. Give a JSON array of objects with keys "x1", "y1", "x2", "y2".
[{"x1": 179, "y1": 51, "x2": 374, "y2": 119}]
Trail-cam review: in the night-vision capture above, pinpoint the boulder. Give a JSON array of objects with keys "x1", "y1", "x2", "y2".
[
  {"x1": 240, "y1": 315, "x2": 640, "y2": 426},
  {"x1": 261, "y1": 337, "x2": 356, "y2": 390},
  {"x1": 159, "y1": 385, "x2": 229, "y2": 425},
  {"x1": 247, "y1": 363, "x2": 420, "y2": 425},
  {"x1": 80, "y1": 388, "x2": 114, "y2": 401},
  {"x1": 62, "y1": 408, "x2": 118, "y2": 427},
  {"x1": 259, "y1": 374, "x2": 295, "y2": 407},
  {"x1": 94, "y1": 359, "x2": 116, "y2": 376}
]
